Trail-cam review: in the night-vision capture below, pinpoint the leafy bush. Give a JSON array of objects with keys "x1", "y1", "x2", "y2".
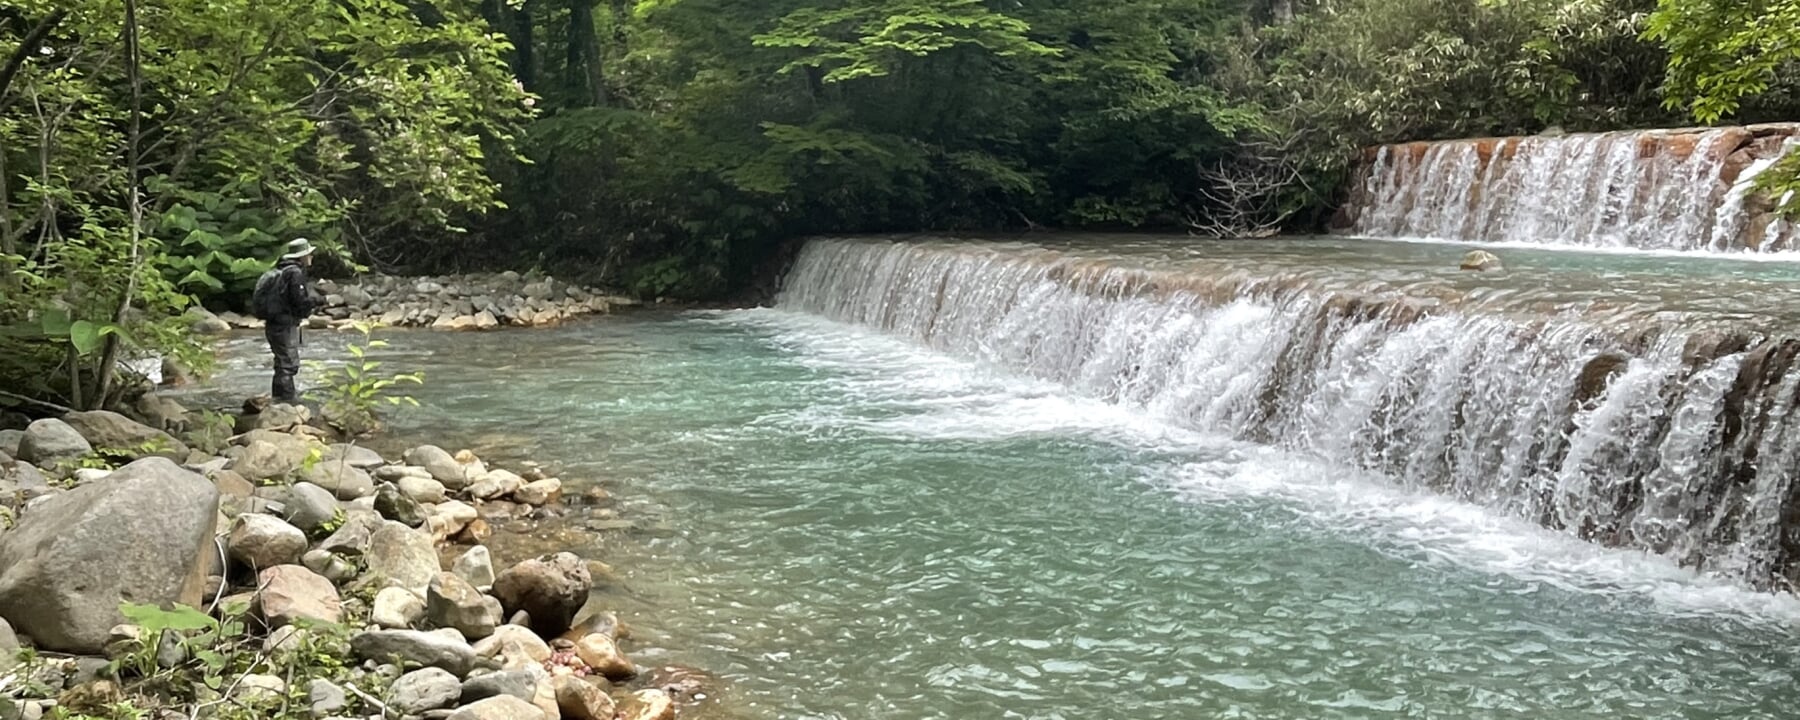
[{"x1": 305, "y1": 321, "x2": 423, "y2": 437}]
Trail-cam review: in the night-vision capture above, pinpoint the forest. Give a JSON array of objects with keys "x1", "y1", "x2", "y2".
[{"x1": 1, "y1": 0, "x2": 1797, "y2": 409}]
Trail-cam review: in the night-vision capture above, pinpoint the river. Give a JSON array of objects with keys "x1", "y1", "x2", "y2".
[{"x1": 190, "y1": 235, "x2": 1800, "y2": 719}]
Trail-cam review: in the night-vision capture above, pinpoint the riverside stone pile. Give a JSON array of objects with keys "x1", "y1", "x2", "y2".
[
  {"x1": 0, "y1": 404, "x2": 692, "y2": 720},
  {"x1": 205, "y1": 272, "x2": 640, "y2": 333}
]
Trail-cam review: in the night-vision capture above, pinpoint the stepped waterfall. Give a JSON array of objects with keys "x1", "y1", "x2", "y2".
[
  {"x1": 1340, "y1": 125, "x2": 1800, "y2": 252},
  {"x1": 778, "y1": 238, "x2": 1800, "y2": 590}
]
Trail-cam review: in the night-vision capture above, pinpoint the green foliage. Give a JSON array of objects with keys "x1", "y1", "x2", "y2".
[
  {"x1": 305, "y1": 321, "x2": 423, "y2": 437},
  {"x1": 1648, "y1": 0, "x2": 1800, "y2": 216}
]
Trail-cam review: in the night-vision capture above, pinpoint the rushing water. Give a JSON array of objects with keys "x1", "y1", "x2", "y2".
[
  {"x1": 1345, "y1": 128, "x2": 1800, "y2": 253},
  {"x1": 189, "y1": 236, "x2": 1800, "y2": 719}
]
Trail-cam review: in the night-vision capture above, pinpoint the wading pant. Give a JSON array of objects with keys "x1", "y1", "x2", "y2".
[{"x1": 265, "y1": 322, "x2": 301, "y2": 404}]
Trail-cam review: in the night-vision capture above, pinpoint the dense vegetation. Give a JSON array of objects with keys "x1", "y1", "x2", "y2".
[{"x1": 2, "y1": 0, "x2": 1797, "y2": 409}]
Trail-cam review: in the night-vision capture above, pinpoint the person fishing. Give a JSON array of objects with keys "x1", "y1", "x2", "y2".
[{"x1": 251, "y1": 238, "x2": 319, "y2": 404}]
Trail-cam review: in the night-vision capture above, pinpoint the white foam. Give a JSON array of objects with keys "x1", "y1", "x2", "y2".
[{"x1": 713, "y1": 306, "x2": 1800, "y2": 625}]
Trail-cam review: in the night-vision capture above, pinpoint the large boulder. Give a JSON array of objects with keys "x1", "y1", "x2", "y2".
[
  {"x1": 366, "y1": 522, "x2": 440, "y2": 594},
  {"x1": 493, "y1": 553, "x2": 591, "y2": 638},
  {"x1": 18, "y1": 419, "x2": 91, "y2": 466},
  {"x1": 0, "y1": 458, "x2": 218, "y2": 653},
  {"x1": 426, "y1": 572, "x2": 503, "y2": 640},
  {"x1": 254, "y1": 565, "x2": 342, "y2": 628},
  {"x1": 61, "y1": 411, "x2": 188, "y2": 460}
]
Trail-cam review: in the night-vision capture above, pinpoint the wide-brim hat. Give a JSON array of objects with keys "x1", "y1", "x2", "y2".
[{"x1": 281, "y1": 238, "x2": 316, "y2": 260}]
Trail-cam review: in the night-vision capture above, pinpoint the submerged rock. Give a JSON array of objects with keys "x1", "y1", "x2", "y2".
[
  {"x1": 616, "y1": 689, "x2": 676, "y2": 720},
  {"x1": 1458, "y1": 250, "x2": 1504, "y2": 272},
  {"x1": 0, "y1": 458, "x2": 218, "y2": 653}
]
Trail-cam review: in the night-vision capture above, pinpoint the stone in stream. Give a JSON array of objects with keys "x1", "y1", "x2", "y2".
[
  {"x1": 467, "y1": 469, "x2": 525, "y2": 501},
  {"x1": 514, "y1": 478, "x2": 563, "y2": 506},
  {"x1": 254, "y1": 565, "x2": 342, "y2": 628},
  {"x1": 227, "y1": 514, "x2": 309, "y2": 570},
  {"x1": 616, "y1": 689, "x2": 676, "y2": 720},
  {"x1": 492, "y1": 553, "x2": 591, "y2": 638},
  {"x1": 17, "y1": 419, "x2": 90, "y2": 466},
  {"x1": 426, "y1": 572, "x2": 503, "y2": 640},
  {"x1": 0, "y1": 457, "x2": 218, "y2": 653},
  {"x1": 350, "y1": 629, "x2": 477, "y2": 676},
  {"x1": 373, "y1": 587, "x2": 428, "y2": 629},
  {"x1": 453, "y1": 546, "x2": 498, "y2": 588},
  {"x1": 366, "y1": 521, "x2": 442, "y2": 594},
  {"x1": 389, "y1": 667, "x2": 463, "y2": 714},
  {"x1": 375, "y1": 483, "x2": 427, "y2": 527},
  {"x1": 447, "y1": 694, "x2": 546, "y2": 720},
  {"x1": 1458, "y1": 249, "x2": 1504, "y2": 272},
  {"x1": 573, "y1": 633, "x2": 636, "y2": 682}
]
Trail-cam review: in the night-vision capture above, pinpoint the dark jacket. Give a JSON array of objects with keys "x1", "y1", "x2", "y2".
[{"x1": 268, "y1": 259, "x2": 316, "y2": 325}]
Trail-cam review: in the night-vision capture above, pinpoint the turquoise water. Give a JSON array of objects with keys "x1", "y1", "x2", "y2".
[{"x1": 200, "y1": 303, "x2": 1800, "y2": 719}]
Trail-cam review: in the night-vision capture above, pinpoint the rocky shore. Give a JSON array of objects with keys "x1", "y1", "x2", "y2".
[
  {"x1": 198, "y1": 272, "x2": 641, "y2": 333},
  {"x1": 0, "y1": 399, "x2": 700, "y2": 720}
]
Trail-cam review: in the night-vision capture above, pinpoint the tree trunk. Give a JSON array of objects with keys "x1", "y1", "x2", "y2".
[
  {"x1": 94, "y1": 0, "x2": 146, "y2": 410},
  {"x1": 512, "y1": 0, "x2": 538, "y2": 93},
  {"x1": 565, "y1": 0, "x2": 606, "y2": 106},
  {"x1": 0, "y1": 9, "x2": 67, "y2": 112}
]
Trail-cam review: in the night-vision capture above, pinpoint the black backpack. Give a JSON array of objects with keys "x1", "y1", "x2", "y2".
[{"x1": 251, "y1": 267, "x2": 287, "y2": 320}]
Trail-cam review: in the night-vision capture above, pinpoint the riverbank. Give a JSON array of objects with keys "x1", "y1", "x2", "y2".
[{"x1": 0, "y1": 394, "x2": 707, "y2": 720}]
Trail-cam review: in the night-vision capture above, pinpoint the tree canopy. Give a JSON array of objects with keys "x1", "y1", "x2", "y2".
[{"x1": 2, "y1": 0, "x2": 1797, "y2": 410}]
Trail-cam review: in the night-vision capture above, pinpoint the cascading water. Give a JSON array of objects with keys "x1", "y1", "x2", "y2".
[
  {"x1": 778, "y1": 238, "x2": 1800, "y2": 589},
  {"x1": 1343, "y1": 126, "x2": 1800, "y2": 252}
]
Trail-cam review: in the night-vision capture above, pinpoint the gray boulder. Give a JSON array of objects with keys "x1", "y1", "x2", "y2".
[
  {"x1": 231, "y1": 439, "x2": 307, "y2": 482},
  {"x1": 404, "y1": 445, "x2": 470, "y2": 489},
  {"x1": 0, "y1": 429, "x2": 22, "y2": 457},
  {"x1": 323, "y1": 444, "x2": 385, "y2": 470},
  {"x1": 61, "y1": 410, "x2": 188, "y2": 460},
  {"x1": 460, "y1": 669, "x2": 537, "y2": 703},
  {"x1": 448, "y1": 694, "x2": 546, "y2": 720},
  {"x1": 226, "y1": 514, "x2": 308, "y2": 570},
  {"x1": 397, "y1": 475, "x2": 448, "y2": 504},
  {"x1": 18, "y1": 419, "x2": 91, "y2": 466},
  {"x1": 374, "y1": 483, "x2": 426, "y2": 527},
  {"x1": 426, "y1": 572, "x2": 503, "y2": 640},
  {"x1": 299, "y1": 462, "x2": 375, "y2": 501},
  {"x1": 0, "y1": 458, "x2": 218, "y2": 653},
  {"x1": 390, "y1": 667, "x2": 463, "y2": 714},
  {"x1": 350, "y1": 629, "x2": 476, "y2": 676},
  {"x1": 366, "y1": 522, "x2": 440, "y2": 593},
  {"x1": 309, "y1": 679, "x2": 349, "y2": 717},
  {"x1": 452, "y1": 546, "x2": 497, "y2": 588},
  {"x1": 372, "y1": 587, "x2": 426, "y2": 629},
  {"x1": 315, "y1": 510, "x2": 384, "y2": 556},
  {"x1": 492, "y1": 553, "x2": 591, "y2": 638},
  {"x1": 236, "y1": 403, "x2": 311, "y2": 433},
  {"x1": 281, "y1": 482, "x2": 341, "y2": 534}
]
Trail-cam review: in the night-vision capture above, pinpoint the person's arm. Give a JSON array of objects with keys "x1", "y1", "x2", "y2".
[{"x1": 284, "y1": 266, "x2": 317, "y2": 318}]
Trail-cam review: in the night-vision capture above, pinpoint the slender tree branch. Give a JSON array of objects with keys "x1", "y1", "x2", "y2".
[{"x1": 0, "y1": 9, "x2": 68, "y2": 112}]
